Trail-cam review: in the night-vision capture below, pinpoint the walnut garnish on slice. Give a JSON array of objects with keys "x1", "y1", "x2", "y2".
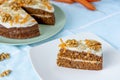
[
  {"x1": 85, "y1": 39, "x2": 101, "y2": 51},
  {"x1": 0, "y1": 70, "x2": 12, "y2": 78},
  {"x1": 15, "y1": 0, "x2": 36, "y2": 5},
  {"x1": 1, "y1": 13, "x2": 12, "y2": 23},
  {"x1": 10, "y1": 2, "x2": 21, "y2": 11},
  {"x1": 65, "y1": 39, "x2": 79, "y2": 47}
]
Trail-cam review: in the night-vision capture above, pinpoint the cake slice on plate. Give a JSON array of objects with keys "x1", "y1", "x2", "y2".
[
  {"x1": 0, "y1": 1, "x2": 40, "y2": 39},
  {"x1": 12, "y1": 0, "x2": 55, "y2": 25},
  {"x1": 57, "y1": 39, "x2": 103, "y2": 70}
]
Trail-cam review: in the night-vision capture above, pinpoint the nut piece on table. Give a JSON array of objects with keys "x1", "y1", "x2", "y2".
[{"x1": 0, "y1": 70, "x2": 12, "y2": 78}]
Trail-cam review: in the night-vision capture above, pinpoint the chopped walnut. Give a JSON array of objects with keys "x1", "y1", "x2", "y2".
[
  {"x1": 14, "y1": 0, "x2": 24, "y2": 4},
  {"x1": 41, "y1": 0, "x2": 49, "y2": 2},
  {"x1": 84, "y1": 53, "x2": 90, "y2": 59},
  {"x1": 85, "y1": 39, "x2": 101, "y2": 51},
  {"x1": 0, "y1": 0, "x2": 6, "y2": 5},
  {"x1": 1, "y1": 13, "x2": 12, "y2": 23},
  {"x1": 10, "y1": 2, "x2": 21, "y2": 11},
  {"x1": 65, "y1": 39, "x2": 78, "y2": 47},
  {"x1": 0, "y1": 70, "x2": 11, "y2": 78},
  {"x1": 24, "y1": 0, "x2": 33, "y2": 4},
  {"x1": 0, "y1": 53, "x2": 10, "y2": 61},
  {"x1": 14, "y1": 0, "x2": 36, "y2": 5}
]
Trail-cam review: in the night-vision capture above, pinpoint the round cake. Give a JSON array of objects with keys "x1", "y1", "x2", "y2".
[{"x1": 0, "y1": 0, "x2": 55, "y2": 39}]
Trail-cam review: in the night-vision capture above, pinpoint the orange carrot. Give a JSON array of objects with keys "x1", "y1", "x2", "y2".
[
  {"x1": 87, "y1": 0, "x2": 100, "y2": 2},
  {"x1": 74, "y1": 0, "x2": 96, "y2": 10},
  {"x1": 55, "y1": 0, "x2": 75, "y2": 4}
]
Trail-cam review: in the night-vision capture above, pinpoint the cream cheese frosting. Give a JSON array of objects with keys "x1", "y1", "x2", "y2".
[
  {"x1": 59, "y1": 57, "x2": 101, "y2": 63},
  {"x1": 59, "y1": 39, "x2": 102, "y2": 56},
  {"x1": 31, "y1": 14, "x2": 52, "y2": 18},
  {"x1": 24, "y1": 0, "x2": 54, "y2": 13},
  {"x1": 0, "y1": 1, "x2": 37, "y2": 28},
  {"x1": 66, "y1": 40, "x2": 102, "y2": 56}
]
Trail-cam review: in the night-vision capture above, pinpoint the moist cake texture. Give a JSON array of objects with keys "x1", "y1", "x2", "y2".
[{"x1": 57, "y1": 39, "x2": 103, "y2": 70}]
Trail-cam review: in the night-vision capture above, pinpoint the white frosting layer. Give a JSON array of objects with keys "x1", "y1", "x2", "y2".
[
  {"x1": 59, "y1": 57, "x2": 101, "y2": 63},
  {"x1": 0, "y1": 2, "x2": 37, "y2": 28},
  {"x1": 66, "y1": 40, "x2": 102, "y2": 56},
  {"x1": 25, "y1": 0, "x2": 54, "y2": 13},
  {"x1": 31, "y1": 14, "x2": 51, "y2": 18}
]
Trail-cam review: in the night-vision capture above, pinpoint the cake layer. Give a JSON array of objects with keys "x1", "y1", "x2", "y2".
[
  {"x1": 57, "y1": 58, "x2": 102, "y2": 70},
  {"x1": 0, "y1": 24, "x2": 40, "y2": 39},
  {"x1": 58, "y1": 49, "x2": 103, "y2": 62},
  {"x1": 23, "y1": 7, "x2": 55, "y2": 25}
]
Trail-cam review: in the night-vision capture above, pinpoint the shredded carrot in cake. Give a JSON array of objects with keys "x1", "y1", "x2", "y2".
[
  {"x1": 31, "y1": 19, "x2": 36, "y2": 22},
  {"x1": 14, "y1": 14, "x2": 20, "y2": 23},
  {"x1": 59, "y1": 38, "x2": 67, "y2": 53},
  {"x1": 20, "y1": 14, "x2": 29, "y2": 24},
  {"x1": 9, "y1": 20, "x2": 13, "y2": 26}
]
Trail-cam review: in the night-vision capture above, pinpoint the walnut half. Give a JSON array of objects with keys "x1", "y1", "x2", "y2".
[
  {"x1": 10, "y1": 2, "x2": 21, "y2": 11},
  {"x1": 85, "y1": 39, "x2": 101, "y2": 51},
  {"x1": 1, "y1": 13, "x2": 12, "y2": 23},
  {"x1": 65, "y1": 39, "x2": 79, "y2": 47},
  {"x1": 42, "y1": 0, "x2": 49, "y2": 3}
]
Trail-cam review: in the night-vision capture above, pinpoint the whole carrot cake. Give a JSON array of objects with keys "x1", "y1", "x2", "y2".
[{"x1": 57, "y1": 39, "x2": 103, "y2": 70}]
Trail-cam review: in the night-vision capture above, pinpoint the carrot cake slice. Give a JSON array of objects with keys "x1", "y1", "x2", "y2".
[
  {"x1": 12, "y1": 0, "x2": 55, "y2": 25},
  {"x1": 0, "y1": 1, "x2": 40, "y2": 39},
  {"x1": 57, "y1": 39, "x2": 103, "y2": 70}
]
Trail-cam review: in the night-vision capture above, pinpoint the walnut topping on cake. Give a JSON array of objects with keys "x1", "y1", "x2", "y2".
[
  {"x1": 24, "y1": 0, "x2": 36, "y2": 5},
  {"x1": 41, "y1": 0, "x2": 49, "y2": 2},
  {"x1": 0, "y1": 0, "x2": 7, "y2": 5},
  {"x1": 85, "y1": 39, "x2": 101, "y2": 51},
  {"x1": 13, "y1": 0, "x2": 36, "y2": 6},
  {"x1": 1, "y1": 13, "x2": 12, "y2": 22},
  {"x1": 65, "y1": 39, "x2": 79, "y2": 47},
  {"x1": 10, "y1": 2, "x2": 21, "y2": 11}
]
